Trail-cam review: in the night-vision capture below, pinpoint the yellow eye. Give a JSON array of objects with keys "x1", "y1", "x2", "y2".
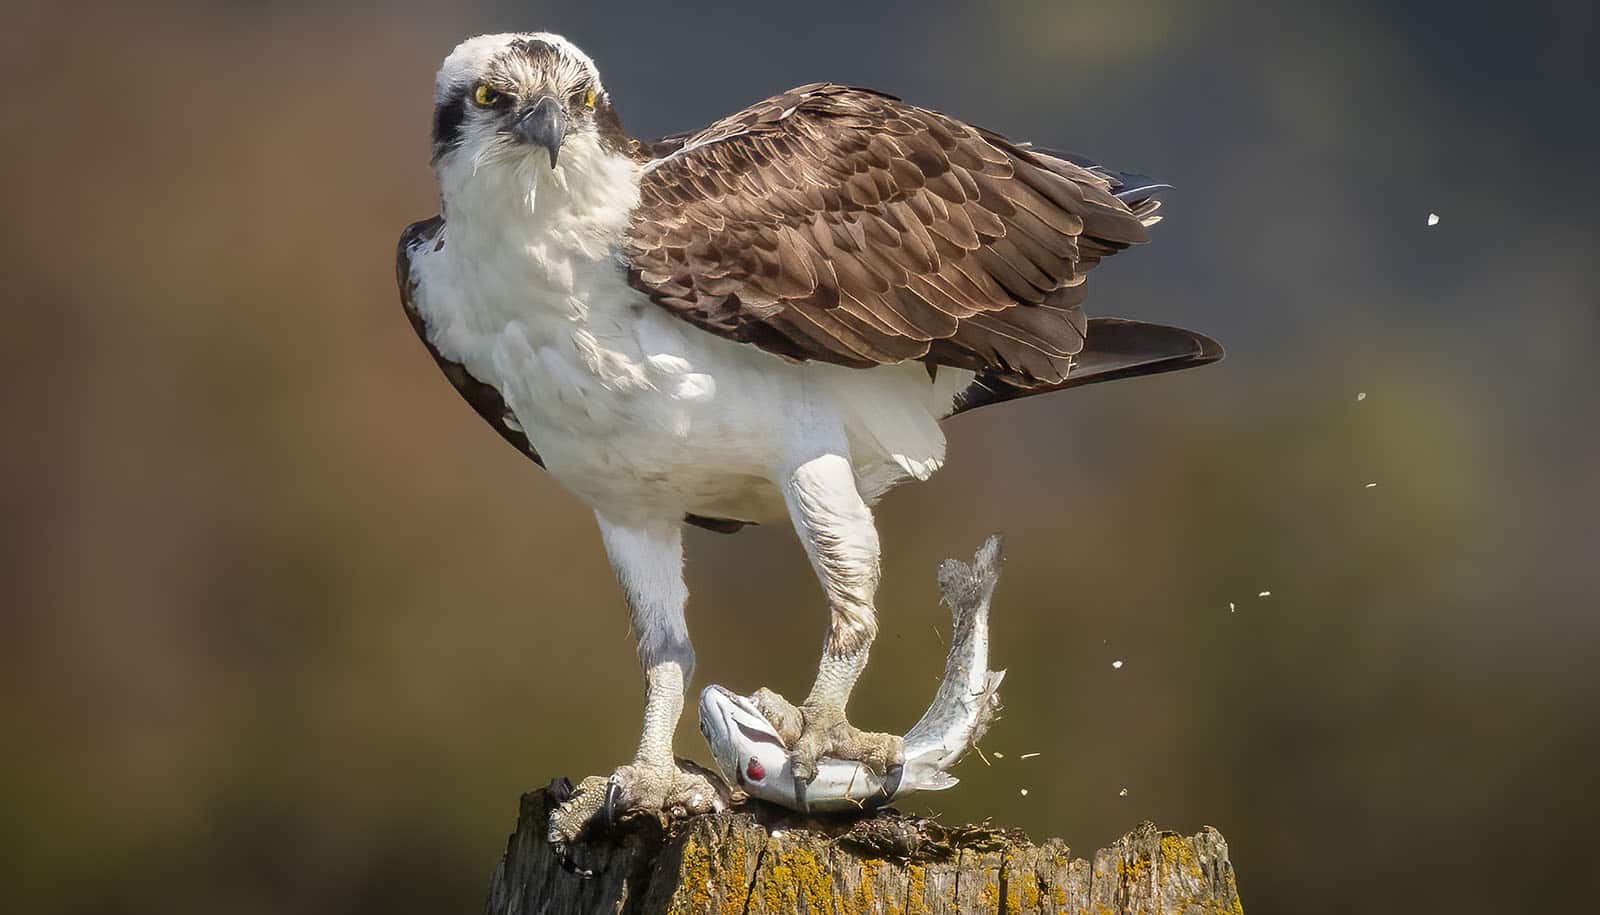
[
  {"x1": 471, "y1": 84, "x2": 499, "y2": 107},
  {"x1": 583, "y1": 89, "x2": 596, "y2": 109}
]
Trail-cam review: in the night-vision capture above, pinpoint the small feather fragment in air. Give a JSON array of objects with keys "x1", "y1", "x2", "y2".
[
  {"x1": 992, "y1": 751, "x2": 1005, "y2": 759},
  {"x1": 1365, "y1": 482, "x2": 1378, "y2": 488},
  {"x1": 1019, "y1": 752, "x2": 1040, "y2": 760},
  {"x1": 1427, "y1": 213, "x2": 1440, "y2": 226},
  {"x1": 1019, "y1": 788, "x2": 1029, "y2": 796},
  {"x1": 1258, "y1": 590, "x2": 1272, "y2": 598},
  {"x1": 1357, "y1": 392, "x2": 1367, "y2": 401},
  {"x1": 1118, "y1": 787, "x2": 1129, "y2": 797},
  {"x1": 1229, "y1": 602, "x2": 1236, "y2": 612},
  {"x1": 1112, "y1": 659, "x2": 1123, "y2": 669}
]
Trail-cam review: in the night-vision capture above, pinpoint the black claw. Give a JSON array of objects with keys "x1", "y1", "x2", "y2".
[
  {"x1": 546, "y1": 776, "x2": 574, "y2": 805},
  {"x1": 602, "y1": 780, "x2": 624, "y2": 830},
  {"x1": 881, "y1": 763, "x2": 905, "y2": 798},
  {"x1": 552, "y1": 841, "x2": 595, "y2": 880},
  {"x1": 864, "y1": 763, "x2": 904, "y2": 811}
]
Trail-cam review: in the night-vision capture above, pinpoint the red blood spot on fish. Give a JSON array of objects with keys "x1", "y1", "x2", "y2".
[{"x1": 745, "y1": 757, "x2": 765, "y2": 782}]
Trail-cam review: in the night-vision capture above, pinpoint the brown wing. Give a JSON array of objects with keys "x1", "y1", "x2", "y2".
[
  {"x1": 626, "y1": 84, "x2": 1159, "y2": 386},
  {"x1": 397, "y1": 217, "x2": 750, "y2": 534}
]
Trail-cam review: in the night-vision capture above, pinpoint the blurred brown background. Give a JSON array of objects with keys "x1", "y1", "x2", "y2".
[{"x1": 3, "y1": 1, "x2": 1596, "y2": 912}]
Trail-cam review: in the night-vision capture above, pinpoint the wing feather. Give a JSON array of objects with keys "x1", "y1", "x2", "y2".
[{"x1": 627, "y1": 84, "x2": 1159, "y2": 385}]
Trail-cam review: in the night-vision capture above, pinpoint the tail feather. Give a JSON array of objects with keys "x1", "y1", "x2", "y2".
[{"x1": 950, "y1": 317, "x2": 1223, "y2": 415}]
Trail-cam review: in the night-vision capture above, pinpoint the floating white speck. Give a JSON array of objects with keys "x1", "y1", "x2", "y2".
[
  {"x1": 1258, "y1": 590, "x2": 1271, "y2": 598},
  {"x1": 1118, "y1": 787, "x2": 1129, "y2": 797},
  {"x1": 1229, "y1": 602, "x2": 1236, "y2": 612},
  {"x1": 1019, "y1": 788, "x2": 1030, "y2": 796},
  {"x1": 1112, "y1": 659, "x2": 1124, "y2": 669},
  {"x1": 1357, "y1": 392, "x2": 1367, "y2": 401},
  {"x1": 1019, "y1": 752, "x2": 1040, "y2": 760},
  {"x1": 1427, "y1": 212, "x2": 1440, "y2": 226},
  {"x1": 992, "y1": 751, "x2": 1005, "y2": 759},
  {"x1": 1365, "y1": 482, "x2": 1378, "y2": 488}
]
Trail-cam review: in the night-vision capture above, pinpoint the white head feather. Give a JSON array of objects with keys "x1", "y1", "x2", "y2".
[
  {"x1": 429, "y1": 33, "x2": 639, "y2": 253},
  {"x1": 434, "y1": 32, "x2": 603, "y2": 105}
]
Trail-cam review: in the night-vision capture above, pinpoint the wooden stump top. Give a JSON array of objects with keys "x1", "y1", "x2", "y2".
[{"x1": 487, "y1": 786, "x2": 1244, "y2": 914}]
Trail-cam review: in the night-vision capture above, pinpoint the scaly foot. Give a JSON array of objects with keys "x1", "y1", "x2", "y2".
[
  {"x1": 752, "y1": 687, "x2": 904, "y2": 806},
  {"x1": 547, "y1": 759, "x2": 726, "y2": 875}
]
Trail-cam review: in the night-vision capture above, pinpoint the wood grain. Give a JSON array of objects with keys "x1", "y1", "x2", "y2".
[{"x1": 486, "y1": 788, "x2": 1244, "y2": 914}]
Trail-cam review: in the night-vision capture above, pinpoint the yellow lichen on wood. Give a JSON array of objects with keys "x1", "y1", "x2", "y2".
[
  {"x1": 849, "y1": 857, "x2": 882, "y2": 915},
  {"x1": 761, "y1": 845, "x2": 834, "y2": 915},
  {"x1": 489, "y1": 788, "x2": 1244, "y2": 915},
  {"x1": 672, "y1": 836, "x2": 712, "y2": 915},
  {"x1": 1159, "y1": 834, "x2": 1204, "y2": 881},
  {"x1": 718, "y1": 836, "x2": 750, "y2": 915},
  {"x1": 905, "y1": 863, "x2": 929, "y2": 915},
  {"x1": 980, "y1": 877, "x2": 1001, "y2": 912},
  {"x1": 1115, "y1": 852, "x2": 1152, "y2": 884},
  {"x1": 998, "y1": 850, "x2": 1018, "y2": 914},
  {"x1": 1022, "y1": 874, "x2": 1042, "y2": 911}
]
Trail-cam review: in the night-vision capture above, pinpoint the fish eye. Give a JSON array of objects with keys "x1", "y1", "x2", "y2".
[{"x1": 471, "y1": 83, "x2": 500, "y2": 108}]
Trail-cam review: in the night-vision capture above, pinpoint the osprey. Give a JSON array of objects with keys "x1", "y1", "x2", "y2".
[{"x1": 397, "y1": 33, "x2": 1220, "y2": 836}]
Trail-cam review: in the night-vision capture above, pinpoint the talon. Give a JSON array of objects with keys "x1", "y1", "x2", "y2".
[
  {"x1": 750, "y1": 689, "x2": 905, "y2": 804},
  {"x1": 882, "y1": 762, "x2": 904, "y2": 795},
  {"x1": 602, "y1": 779, "x2": 624, "y2": 830},
  {"x1": 553, "y1": 841, "x2": 595, "y2": 879},
  {"x1": 549, "y1": 763, "x2": 722, "y2": 876},
  {"x1": 866, "y1": 763, "x2": 904, "y2": 809},
  {"x1": 547, "y1": 776, "x2": 574, "y2": 805},
  {"x1": 791, "y1": 753, "x2": 817, "y2": 784}
]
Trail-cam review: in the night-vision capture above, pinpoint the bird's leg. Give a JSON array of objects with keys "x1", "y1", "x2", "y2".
[
  {"x1": 548, "y1": 518, "x2": 724, "y2": 854},
  {"x1": 755, "y1": 452, "x2": 904, "y2": 795}
]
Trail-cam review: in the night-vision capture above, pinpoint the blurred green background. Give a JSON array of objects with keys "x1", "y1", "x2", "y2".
[{"x1": 3, "y1": 1, "x2": 1596, "y2": 912}]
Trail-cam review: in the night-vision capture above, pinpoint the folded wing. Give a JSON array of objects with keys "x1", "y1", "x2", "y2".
[{"x1": 627, "y1": 84, "x2": 1162, "y2": 387}]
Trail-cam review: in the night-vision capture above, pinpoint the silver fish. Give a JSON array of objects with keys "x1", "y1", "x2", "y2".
[{"x1": 698, "y1": 535, "x2": 1006, "y2": 812}]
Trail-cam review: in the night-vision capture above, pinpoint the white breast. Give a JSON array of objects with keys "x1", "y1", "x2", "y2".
[{"x1": 411, "y1": 138, "x2": 973, "y2": 524}]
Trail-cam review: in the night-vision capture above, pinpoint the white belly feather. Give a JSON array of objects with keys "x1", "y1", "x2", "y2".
[{"x1": 411, "y1": 151, "x2": 971, "y2": 525}]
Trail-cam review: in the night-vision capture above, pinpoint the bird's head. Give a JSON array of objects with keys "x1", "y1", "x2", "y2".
[{"x1": 430, "y1": 33, "x2": 632, "y2": 192}]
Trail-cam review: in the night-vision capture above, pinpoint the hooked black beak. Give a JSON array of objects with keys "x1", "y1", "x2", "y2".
[{"x1": 511, "y1": 95, "x2": 567, "y2": 168}]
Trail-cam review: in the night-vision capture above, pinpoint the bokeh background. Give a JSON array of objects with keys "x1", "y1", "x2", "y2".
[{"x1": 4, "y1": 0, "x2": 1597, "y2": 912}]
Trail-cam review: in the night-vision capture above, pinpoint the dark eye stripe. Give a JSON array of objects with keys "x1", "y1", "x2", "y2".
[{"x1": 431, "y1": 85, "x2": 470, "y2": 161}]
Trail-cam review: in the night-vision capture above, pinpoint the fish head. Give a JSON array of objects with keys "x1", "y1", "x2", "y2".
[{"x1": 698, "y1": 685, "x2": 792, "y2": 794}]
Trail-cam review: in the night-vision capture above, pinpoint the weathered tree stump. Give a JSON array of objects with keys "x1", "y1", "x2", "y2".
[{"x1": 486, "y1": 786, "x2": 1244, "y2": 914}]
